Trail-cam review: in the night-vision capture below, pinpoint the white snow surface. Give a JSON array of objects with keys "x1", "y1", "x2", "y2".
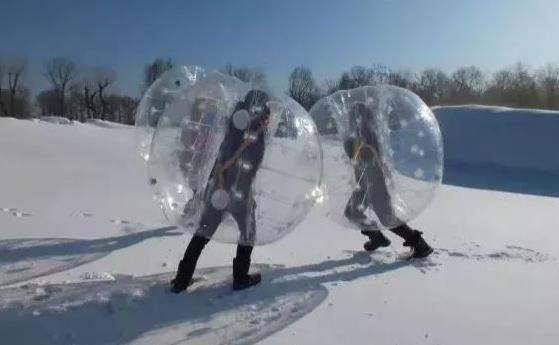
[{"x1": 1, "y1": 108, "x2": 558, "y2": 345}]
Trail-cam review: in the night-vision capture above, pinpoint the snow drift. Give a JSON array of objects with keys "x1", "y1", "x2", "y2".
[
  {"x1": 434, "y1": 105, "x2": 559, "y2": 196},
  {"x1": 434, "y1": 105, "x2": 559, "y2": 172}
]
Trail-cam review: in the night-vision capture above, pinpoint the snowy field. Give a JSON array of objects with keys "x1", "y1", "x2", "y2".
[{"x1": 1, "y1": 107, "x2": 558, "y2": 345}]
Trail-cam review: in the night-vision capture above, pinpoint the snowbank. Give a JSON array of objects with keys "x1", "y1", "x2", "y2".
[
  {"x1": 86, "y1": 119, "x2": 132, "y2": 129},
  {"x1": 38, "y1": 116, "x2": 74, "y2": 125},
  {"x1": 20, "y1": 116, "x2": 132, "y2": 128},
  {"x1": 433, "y1": 105, "x2": 559, "y2": 173}
]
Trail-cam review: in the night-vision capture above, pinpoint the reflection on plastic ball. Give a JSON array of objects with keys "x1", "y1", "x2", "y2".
[
  {"x1": 240, "y1": 161, "x2": 253, "y2": 172},
  {"x1": 232, "y1": 110, "x2": 250, "y2": 130},
  {"x1": 309, "y1": 85, "x2": 443, "y2": 231},
  {"x1": 141, "y1": 66, "x2": 323, "y2": 245},
  {"x1": 232, "y1": 189, "x2": 244, "y2": 200},
  {"x1": 211, "y1": 189, "x2": 230, "y2": 210},
  {"x1": 134, "y1": 66, "x2": 205, "y2": 161}
]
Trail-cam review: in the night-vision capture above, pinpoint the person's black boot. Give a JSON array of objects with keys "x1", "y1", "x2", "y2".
[
  {"x1": 232, "y1": 245, "x2": 261, "y2": 291},
  {"x1": 402, "y1": 230, "x2": 434, "y2": 259},
  {"x1": 171, "y1": 235, "x2": 208, "y2": 293},
  {"x1": 361, "y1": 230, "x2": 391, "y2": 252},
  {"x1": 171, "y1": 260, "x2": 196, "y2": 293}
]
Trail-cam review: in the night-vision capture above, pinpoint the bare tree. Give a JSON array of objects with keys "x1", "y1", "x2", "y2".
[
  {"x1": 44, "y1": 57, "x2": 76, "y2": 118},
  {"x1": 0, "y1": 57, "x2": 8, "y2": 116},
  {"x1": 288, "y1": 66, "x2": 320, "y2": 110},
  {"x1": 484, "y1": 62, "x2": 538, "y2": 108},
  {"x1": 5, "y1": 57, "x2": 27, "y2": 117},
  {"x1": 347, "y1": 66, "x2": 372, "y2": 87},
  {"x1": 484, "y1": 68, "x2": 513, "y2": 105},
  {"x1": 416, "y1": 69, "x2": 450, "y2": 105},
  {"x1": 93, "y1": 68, "x2": 116, "y2": 120},
  {"x1": 36, "y1": 89, "x2": 59, "y2": 116},
  {"x1": 105, "y1": 95, "x2": 138, "y2": 124},
  {"x1": 76, "y1": 70, "x2": 98, "y2": 120},
  {"x1": 83, "y1": 79, "x2": 97, "y2": 120},
  {"x1": 67, "y1": 82, "x2": 85, "y2": 121},
  {"x1": 221, "y1": 64, "x2": 267, "y2": 88},
  {"x1": 368, "y1": 64, "x2": 391, "y2": 85},
  {"x1": 450, "y1": 66, "x2": 485, "y2": 104},
  {"x1": 336, "y1": 66, "x2": 373, "y2": 90},
  {"x1": 333, "y1": 64, "x2": 392, "y2": 91},
  {"x1": 324, "y1": 78, "x2": 340, "y2": 95},
  {"x1": 0, "y1": 56, "x2": 31, "y2": 118},
  {"x1": 536, "y1": 64, "x2": 559, "y2": 109},
  {"x1": 511, "y1": 62, "x2": 538, "y2": 108},
  {"x1": 388, "y1": 69, "x2": 417, "y2": 89},
  {"x1": 144, "y1": 58, "x2": 173, "y2": 90}
]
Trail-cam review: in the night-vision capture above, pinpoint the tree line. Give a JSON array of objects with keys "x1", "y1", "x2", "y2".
[
  {"x1": 288, "y1": 62, "x2": 559, "y2": 111},
  {"x1": 0, "y1": 56, "x2": 269, "y2": 124},
  {"x1": 2, "y1": 55, "x2": 559, "y2": 124}
]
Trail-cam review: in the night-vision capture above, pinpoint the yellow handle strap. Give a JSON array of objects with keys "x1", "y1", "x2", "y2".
[
  {"x1": 216, "y1": 119, "x2": 269, "y2": 189},
  {"x1": 352, "y1": 138, "x2": 363, "y2": 161}
]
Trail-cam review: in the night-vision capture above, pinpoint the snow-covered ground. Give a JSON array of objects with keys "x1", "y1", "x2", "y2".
[{"x1": 1, "y1": 107, "x2": 558, "y2": 345}]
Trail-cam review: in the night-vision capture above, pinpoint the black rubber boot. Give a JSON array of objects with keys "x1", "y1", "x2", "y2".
[
  {"x1": 361, "y1": 230, "x2": 391, "y2": 252},
  {"x1": 232, "y1": 245, "x2": 261, "y2": 291},
  {"x1": 402, "y1": 230, "x2": 434, "y2": 259},
  {"x1": 171, "y1": 235, "x2": 209, "y2": 293}
]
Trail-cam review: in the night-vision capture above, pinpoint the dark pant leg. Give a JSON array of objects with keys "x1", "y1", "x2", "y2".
[
  {"x1": 229, "y1": 197, "x2": 257, "y2": 284},
  {"x1": 231, "y1": 195, "x2": 257, "y2": 246},
  {"x1": 183, "y1": 200, "x2": 223, "y2": 261},
  {"x1": 368, "y1": 181, "x2": 414, "y2": 241},
  {"x1": 236, "y1": 244, "x2": 253, "y2": 261},
  {"x1": 345, "y1": 165, "x2": 373, "y2": 227},
  {"x1": 176, "y1": 201, "x2": 224, "y2": 286},
  {"x1": 367, "y1": 168, "x2": 400, "y2": 227},
  {"x1": 233, "y1": 230, "x2": 256, "y2": 284},
  {"x1": 194, "y1": 201, "x2": 225, "y2": 239},
  {"x1": 180, "y1": 235, "x2": 209, "y2": 263},
  {"x1": 389, "y1": 223, "x2": 415, "y2": 241},
  {"x1": 182, "y1": 203, "x2": 224, "y2": 261}
]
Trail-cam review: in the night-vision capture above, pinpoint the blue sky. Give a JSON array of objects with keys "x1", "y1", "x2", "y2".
[{"x1": 2, "y1": 0, "x2": 559, "y2": 97}]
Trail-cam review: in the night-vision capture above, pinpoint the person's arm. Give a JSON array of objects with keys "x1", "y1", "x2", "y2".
[
  {"x1": 358, "y1": 142, "x2": 391, "y2": 178},
  {"x1": 344, "y1": 137, "x2": 355, "y2": 158},
  {"x1": 209, "y1": 136, "x2": 226, "y2": 178}
]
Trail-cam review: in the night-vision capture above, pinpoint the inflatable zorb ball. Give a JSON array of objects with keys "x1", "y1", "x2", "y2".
[
  {"x1": 141, "y1": 67, "x2": 323, "y2": 246},
  {"x1": 309, "y1": 85, "x2": 443, "y2": 231},
  {"x1": 135, "y1": 65, "x2": 205, "y2": 161}
]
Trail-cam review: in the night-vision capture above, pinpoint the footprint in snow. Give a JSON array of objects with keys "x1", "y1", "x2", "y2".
[
  {"x1": 1, "y1": 208, "x2": 32, "y2": 217},
  {"x1": 12, "y1": 211, "x2": 32, "y2": 217},
  {"x1": 110, "y1": 219, "x2": 130, "y2": 225},
  {"x1": 438, "y1": 246, "x2": 552, "y2": 263}
]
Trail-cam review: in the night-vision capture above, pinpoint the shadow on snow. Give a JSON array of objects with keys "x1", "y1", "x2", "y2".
[
  {"x1": 0, "y1": 252, "x2": 435, "y2": 345},
  {"x1": 0, "y1": 226, "x2": 182, "y2": 286}
]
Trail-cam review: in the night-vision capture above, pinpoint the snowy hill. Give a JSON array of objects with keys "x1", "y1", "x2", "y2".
[
  {"x1": 434, "y1": 105, "x2": 559, "y2": 196},
  {"x1": 434, "y1": 105, "x2": 559, "y2": 172},
  {"x1": 1, "y1": 108, "x2": 558, "y2": 345}
]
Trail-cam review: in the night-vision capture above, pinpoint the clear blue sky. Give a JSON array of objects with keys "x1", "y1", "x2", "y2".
[{"x1": 2, "y1": 0, "x2": 559, "y2": 97}]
